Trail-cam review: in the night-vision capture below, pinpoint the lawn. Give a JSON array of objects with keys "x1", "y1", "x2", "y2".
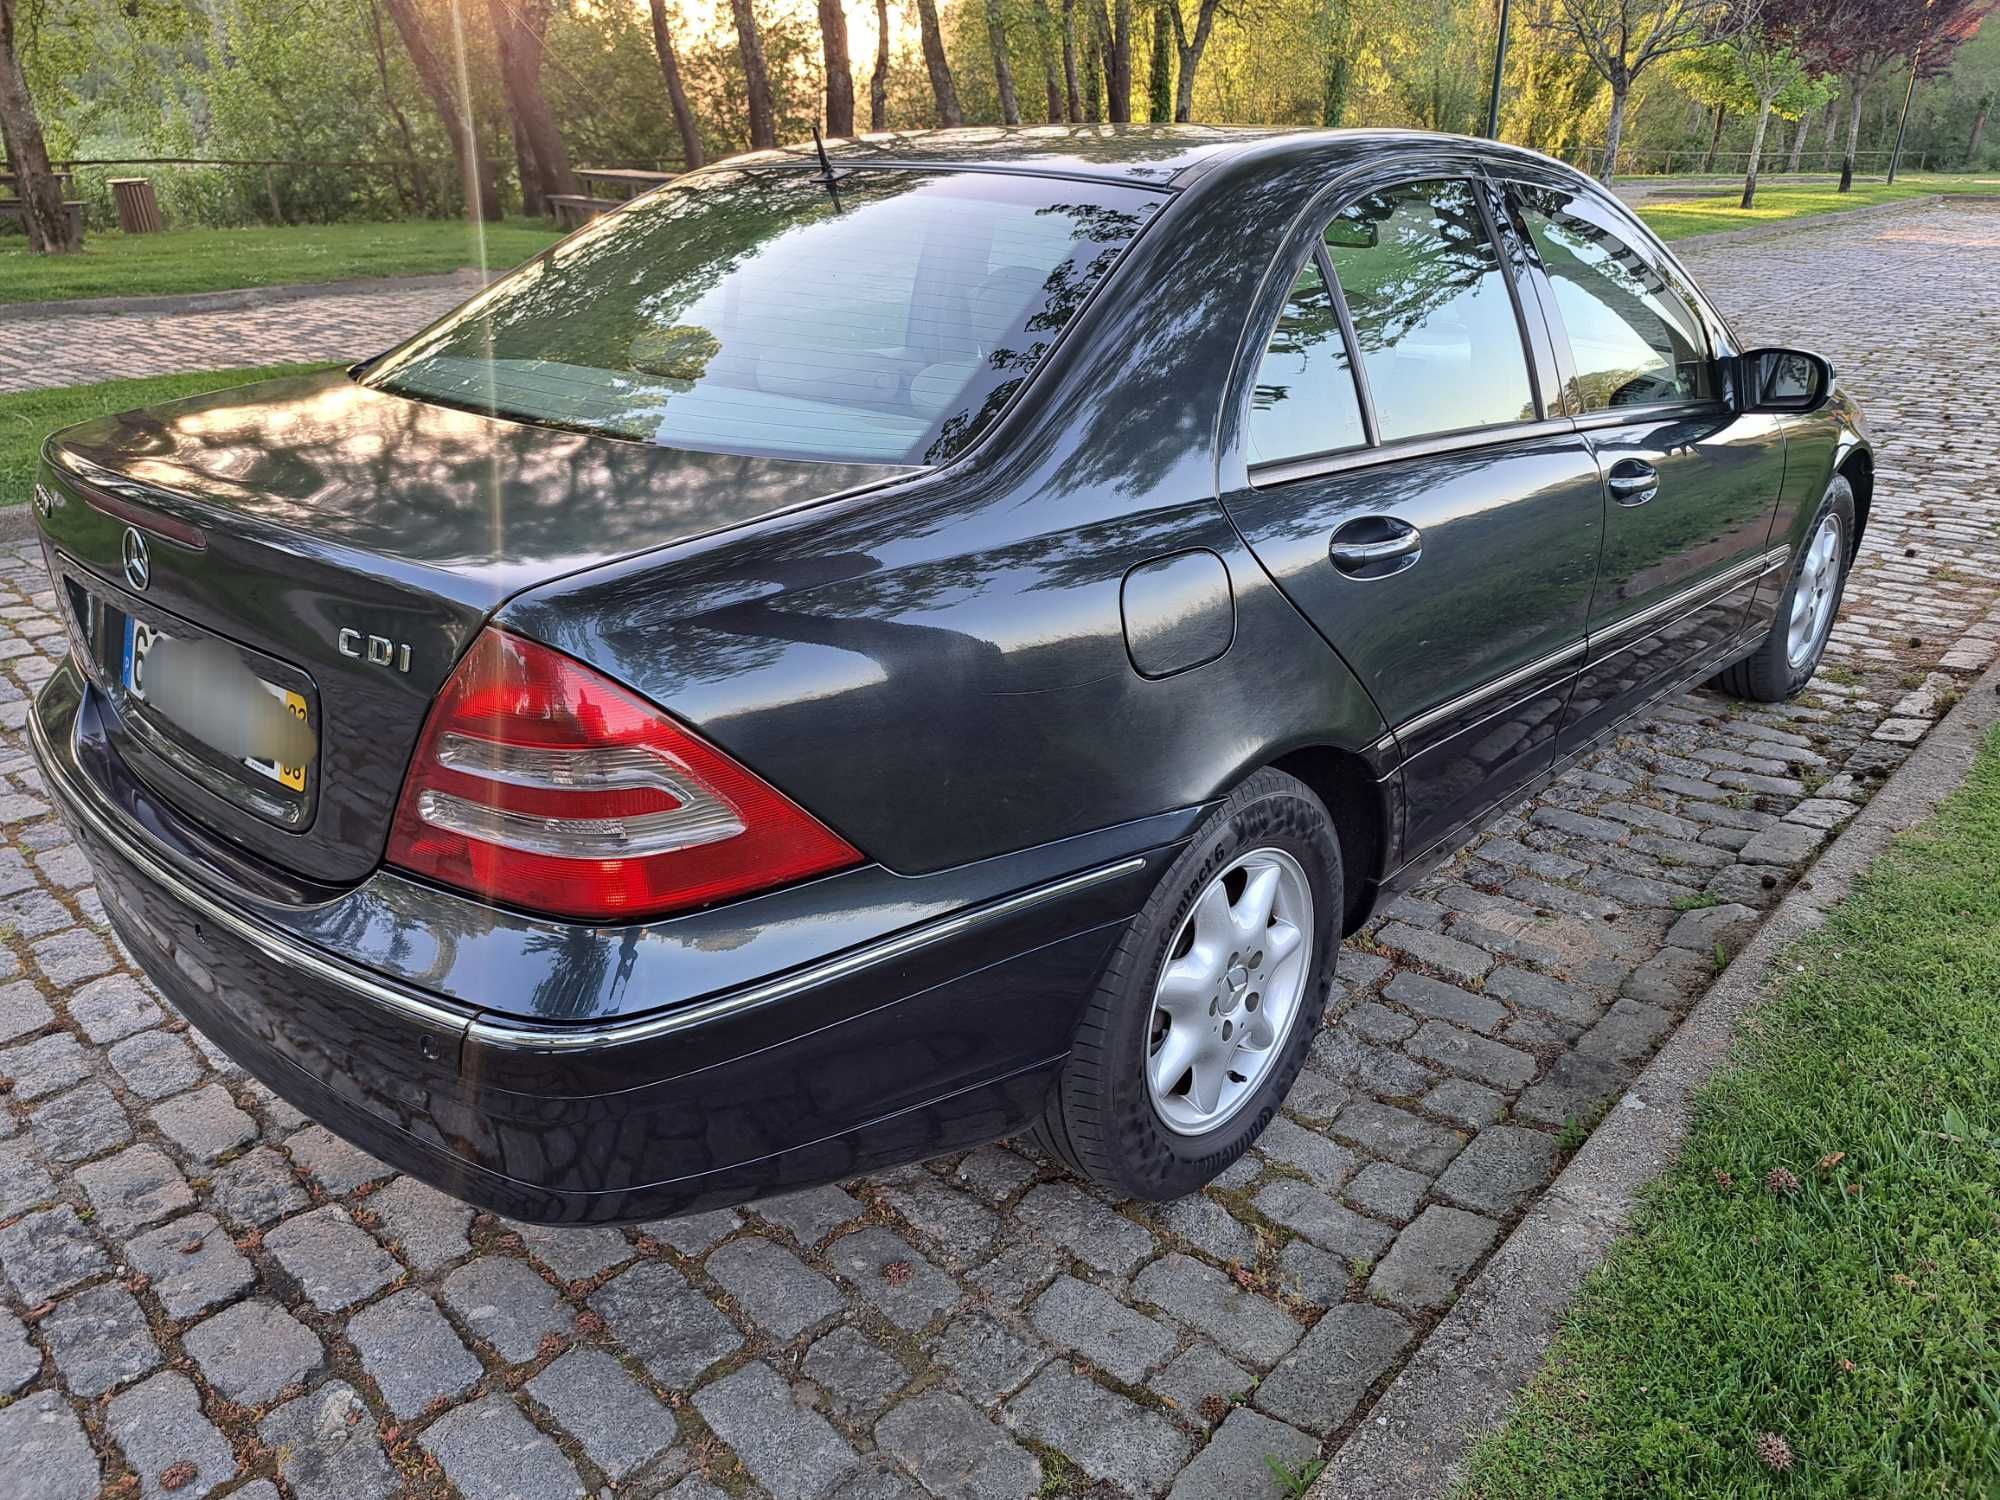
[
  {"x1": 1637, "y1": 175, "x2": 2000, "y2": 240},
  {"x1": 1460, "y1": 727, "x2": 2000, "y2": 1498},
  {"x1": 0, "y1": 218, "x2": 560, "y2": 305},
  {"x1": 0, "y1": 364, "x2": 340, "y2": 507}
]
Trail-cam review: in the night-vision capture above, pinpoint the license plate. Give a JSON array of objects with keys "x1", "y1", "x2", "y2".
[{"x1": 123, "y1": 618, "x2": 310, "y2": 794}]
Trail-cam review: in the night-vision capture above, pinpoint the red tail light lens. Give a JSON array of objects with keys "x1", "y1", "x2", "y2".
[{"x1": 386, "y1": 630, "x2": 860, "y2": 921}]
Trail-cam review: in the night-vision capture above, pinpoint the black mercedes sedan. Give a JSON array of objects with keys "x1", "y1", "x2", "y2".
[{"x1": 28, "y1": 126, "x2": 1870, "y2": 1223}]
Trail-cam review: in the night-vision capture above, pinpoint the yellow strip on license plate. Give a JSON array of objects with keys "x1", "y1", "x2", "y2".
[{"x1": 245, "y1": 683, "x2": 310, "y2": 794}]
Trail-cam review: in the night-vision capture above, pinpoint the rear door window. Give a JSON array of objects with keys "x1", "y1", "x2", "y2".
[
  {"x1": 1323, "y1": 179, "x2": 1538, "y2": 443},
  {"x1": 363, "y1": 169, "x2": 1161, "y2": 466},
  {"x1": 1246, "y1": 259, "x2": 1367, "y2": 464},
  {"x1": 1511, "y1": 184, "x2": 1715, "y2": 411}
]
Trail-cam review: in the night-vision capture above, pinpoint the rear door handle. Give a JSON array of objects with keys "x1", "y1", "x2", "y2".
[
  {"x1": 1329, "y1": 518, "x2": 1422, "y2": 578},
  {"x1": 1606, "y1": 459, "x2": 1660, "y2": 506}
]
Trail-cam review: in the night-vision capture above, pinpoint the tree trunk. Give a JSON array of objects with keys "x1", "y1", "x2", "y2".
[
  {"x1": 915, "y1": 0, "x2": 964, "y2": 126},
  {"x1": 1741, "y1": 98, "x2": 1771, "y2": 208},
  {"x1": 1171, "y1": 0, "x2": 1218, "y2": 122},
  {"x1": 819, "y1": 0, "x2": 856, "y2": 135},
  {"x1": 871, "y1": 0, "x2": 891, "y2": 131},
  {"x1": 1840, "y1": 82, "x2": 1864, "y2": 191},
  {"x1": 1598, "y1": 80, "x2": 1628, "y2": 183},
  {"x1": 488, "y1": 0, "x2": 575, "y2": 203},
  {"x1": 381, "y1": 0, "x2": 501, "y2": 220},
  {"x1": 1968, "y1": 98, "x2": 1990, "y2": 161},
  {"x1": 1786, "y1": 106, "x2": 1811, "y2": 173},
  {"x1": 0, "y1": 0, "x2": 72, "y2": 255},
  {"x1": 732, "y1": 0, "x2": 779, "y2": 150},
  {"x1": 1105, "y1": 0, "x2": 1132, "y2": 123},
  {"x1": 365, "y1": 0, "x2": 428, "y2": 215},
  {"x1": 1032, "y1": 0, "x2": 1065, "y2": 122},
  {"x1": 509, "y1": 111, "x2": 543, "y2": 218},
  {"x1": 1319, "y1": 0, "x2": 1350, "y2": 128},
  {"x1": 1702, "y1": 105, "x2": 1725, "y2": 172},
  {"x1": 648, "y1": 0, "x2": 706, "y2": 167},
  {"x1": 1062, "y1": 0, "x2": 1083, "y2": 120},
  {"x1": 987, "y1": 0, "x2": 1022, "y2": 125},
  {"x1": 1084, "y1": 23, "x2": 1103, "y2": 121}
]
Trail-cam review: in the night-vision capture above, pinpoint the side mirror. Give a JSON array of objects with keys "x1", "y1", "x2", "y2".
[{"x1": 1737, "y1": 347, "x2": 1833, "y2": 413}]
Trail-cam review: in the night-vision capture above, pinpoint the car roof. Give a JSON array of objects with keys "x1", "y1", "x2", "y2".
[{"x1": 721, "y1": 124, "x2": 1579, "y2": 190}]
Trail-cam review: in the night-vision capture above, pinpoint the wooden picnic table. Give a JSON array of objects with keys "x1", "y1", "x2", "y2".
[
  {"x1": 576, "y1": 168, "x2": 677, "y2": 197},
  {"x1": 547, "y1": 167, "x2": 678, "y2": 230},
  {"x1": 0, "y1": 169, "x2": 84, "y2": 242}
]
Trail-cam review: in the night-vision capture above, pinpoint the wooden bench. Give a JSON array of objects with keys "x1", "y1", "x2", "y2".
[
  {"x1": 546, "y1": 193, "x2": 620, "y2": 229},
  {"x1": 0, "y1": 198, "x2": 86, "y2": 242}
]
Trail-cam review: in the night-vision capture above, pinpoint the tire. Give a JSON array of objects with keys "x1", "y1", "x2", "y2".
[
  {"x1": 1713, "y1": 474, "x2": 1856, "y2": 703},
  {"x1": 1033, "y1": 767, "x2": 1342, "y2": 1201}
]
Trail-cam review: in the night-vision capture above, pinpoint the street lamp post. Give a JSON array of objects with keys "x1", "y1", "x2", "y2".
[
  {"x1": 1486, "y1": 0, "x2": 1512, "y2": 139},
  {"x1": 1888, "y1": 0, "x2": 1933, "y2": 184}
]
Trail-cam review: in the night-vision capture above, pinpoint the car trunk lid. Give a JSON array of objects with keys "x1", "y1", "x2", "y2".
[{"x1": 39, "y1": 370, "x2": 911, "y2": 884}]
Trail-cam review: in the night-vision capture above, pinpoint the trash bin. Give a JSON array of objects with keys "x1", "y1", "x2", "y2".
[{"x1": 109, "y1": 177, "x2": 163, "y2": 234}]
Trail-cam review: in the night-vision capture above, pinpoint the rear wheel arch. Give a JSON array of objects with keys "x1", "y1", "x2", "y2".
[{"x1": 1265, "y1": 743, "x2": 1386, "y2": 936}]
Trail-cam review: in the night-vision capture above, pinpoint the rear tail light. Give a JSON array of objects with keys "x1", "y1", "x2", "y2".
[{"x1": 386, "y1": 629, "x2": 860, "y2": 921}]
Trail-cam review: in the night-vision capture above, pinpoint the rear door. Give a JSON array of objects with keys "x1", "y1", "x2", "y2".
[
  {"x1": 1496, "y1": 175, "x2": 1789, "y2": 751},
  {"x1": 1220, "y1": 172, "x2": 1604, "y2": 862}
]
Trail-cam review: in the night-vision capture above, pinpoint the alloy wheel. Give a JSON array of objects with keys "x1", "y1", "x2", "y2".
[
  {"x1": 1145, "y1": 848, "x2": 1314, "y2": 1135},
  {"x1": 1787, "y1": 510, "x2": 1845, "y2": 671}
]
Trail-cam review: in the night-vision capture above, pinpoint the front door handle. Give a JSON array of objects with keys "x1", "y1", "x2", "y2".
[
  {"x1": 1329, "y1": 518, "x2": 1422, "y2": 578},
  {"x1": 1606, "y1": 459, "x2": 1660, "y2": 506}
]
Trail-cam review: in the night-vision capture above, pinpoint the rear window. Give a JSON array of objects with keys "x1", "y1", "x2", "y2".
[{"x1": 363, "y1": 168, "x2": 1160, "y2": 466}]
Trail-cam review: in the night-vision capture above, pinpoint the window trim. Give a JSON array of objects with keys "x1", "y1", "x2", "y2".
[
  {"x1": 1497, "y1": 175, "x2": 1730, "y2": 425},
  {"x1": 1246, "y1": 172, "x2": 1553, "y2": 488}
]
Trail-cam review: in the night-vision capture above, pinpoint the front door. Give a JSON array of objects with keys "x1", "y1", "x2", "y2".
[
  {"x1": 1499, "y1": 180, "x2": 1788, "y2": 750},
  {"x1": 1221, "y1": 176, "x2": 1604, "y2": 861}
]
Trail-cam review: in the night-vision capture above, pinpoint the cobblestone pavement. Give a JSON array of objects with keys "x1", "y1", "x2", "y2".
[
  {"x1": 0, "y1": 203, "x2": 1994, "y2": 1500},
  {"x1": 0, "y1": 280, "x2": 475, "y2": 395}
]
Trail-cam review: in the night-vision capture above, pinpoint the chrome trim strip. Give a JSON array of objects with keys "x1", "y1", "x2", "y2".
[
  {"x1": 34, "y1": 698, "x2": 1147, "y2": 1052},
  {"x1": 1395, "y1": 640, "x2": 1585, "y2": 744},
  {"x1": 466, "y1": 856, "x2": 1149, "y2": 1053},
  {"x1": 1587, "y1": 545, "x2": 1788, "y2": 653}
]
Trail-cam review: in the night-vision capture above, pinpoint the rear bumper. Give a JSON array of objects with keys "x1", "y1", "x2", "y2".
[{"x1": 32, "y1": 661, "x2": 1176, "y2": 1222}]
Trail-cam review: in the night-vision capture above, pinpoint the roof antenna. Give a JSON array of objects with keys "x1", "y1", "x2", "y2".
[{"x1": 811, "y1": 123, "x2": 844, "y2": 210}]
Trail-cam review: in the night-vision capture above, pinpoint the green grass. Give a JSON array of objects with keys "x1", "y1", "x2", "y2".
[
  {"x1": 1461, "y1": 725, "x2": 2000, "y2": 1498},
  {"x1": 0, "y1": 365, "x2": 340, "y2": 506},
  {"x1": 0, "y1": 218, "x2": 559, "y2": 305},
  {"x1": 1636, "y1": 175, "x2": 2000, "y2": 241}
]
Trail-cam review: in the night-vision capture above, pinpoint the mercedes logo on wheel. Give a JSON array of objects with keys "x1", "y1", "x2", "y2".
[{"x1": 122, "y1": 527, "x2": 151, "y2": 592}]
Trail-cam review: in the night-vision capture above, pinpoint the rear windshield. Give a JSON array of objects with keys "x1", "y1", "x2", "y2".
[{"x1": 362, "y1": 168, "x2": 1160, "y2": 466}]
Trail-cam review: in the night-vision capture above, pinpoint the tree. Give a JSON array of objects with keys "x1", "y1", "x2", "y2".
[
  {"x1": 1149, "y1": 0, "x2": 1173, "y2": 119},
  {"x1": 1167, "y1": 0, "x2": 1224, "y2": 121},
  {"x1": 1062, "y1": 0, "x2": 1084, "y2": 118},
  {"x1": 818, "y1": 0, "x2": 856, "y2": 134},
  {"x1": 1770, "y1": 0, "x2": 1989, "y2": 190},
  {"x1": 0, "y1": 0, "x2": 75, "y2": 253},
  {"x1": 1086, "y1": 0, "x2": 1134, "y2": 121},
  {"x1": 488, "y1": 0, "x2": 575, "y2": 212},
  {"x1": 1541, "y1": 0, "x2": 1739, "y2": 180},
  {"x1": 381, "y1": 0, "x2": 501, "y2": 219},
  {"x1": 915, "y1": 0, "x2": 965, "y2": 124},
  {"x1": 1321, "y1": 0, "x2": 1355, "y2": 125},
  {"x1": 1032, "y1": 0, "x2": 1067, "y2": 120},
  {"x1": 647, "y1": 0, "x2": 706, "y2": 167},
  {"x1": 987, "y1": 0, "x2": 1022, "y2": 123},
  {"x1": 871, "y1": 0, "x2": 892, "y2": 129},
  {"x1": 731, "y1": 0, "x2": 778, "y2": 149},
  {"x1": 1972, "y1": 87, "x2": 1993, "y2": 157}
]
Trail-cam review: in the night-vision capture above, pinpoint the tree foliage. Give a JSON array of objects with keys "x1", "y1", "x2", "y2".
[{"x1": 2, "y1": 0, "x2": 1994, "y2": 250}]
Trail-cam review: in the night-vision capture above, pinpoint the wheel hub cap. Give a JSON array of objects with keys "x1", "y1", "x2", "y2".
[{"x1": 1146, "y1": 848, "x2": 1314, "y2": 1136}]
